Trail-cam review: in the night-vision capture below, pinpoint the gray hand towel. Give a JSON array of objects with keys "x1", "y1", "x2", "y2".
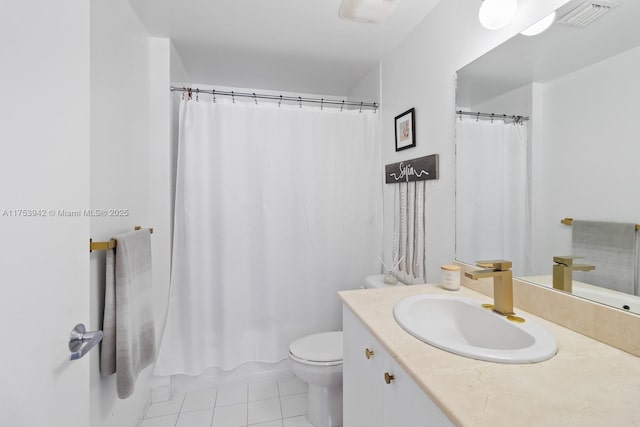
[
  {"x1": 572, "y1": 220, "x2": 637, "y2": 295},
  {"x1": 100, "y1": 229, "x2": 156, "y2": 399}
]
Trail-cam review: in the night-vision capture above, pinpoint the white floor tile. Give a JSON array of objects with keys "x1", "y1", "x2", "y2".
[
  {"x1": 282, "y1": 416, "x2": 314, "y2": 427},
  {"x1": 250, "y1": 420, "x2": 284, "y2": 427},
  {"x1": 280, "y1": 393, "x2": 306, "y2": 419},
  {"x1": 216, "y1": 382, "x2": 248, "y2": 407},
  {"x1": 176, "y1": 408, "x2": 214, "y2": 427},
  {"x1": 212, "y1": 402, "x2": 248, "y2": 427},
  {"x1": 146, "y1": 393, "x2": 185, "y2": 418},
  {"x1": 277, "y1": 376, "x2": 307, "y2": 396},
  {"x1": 249, "y1": 380, "x2": 279, "y2": 401},
  {"x1": 140, "y1": 414, "x2": 178, "y2": 427},
  {"x1": 182, "y1": 388, "x2": 218, "y2": 412},
  {"x1": 247, "y1": 398, "x2": 282, "y2": 425}
]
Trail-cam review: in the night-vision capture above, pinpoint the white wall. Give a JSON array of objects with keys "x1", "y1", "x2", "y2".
[
  {"x1": 471, "y1": 84, "x2": 533, "y2": 117},
  {"x1": 348, "y1": 64, "x2": 381, "y2": 104},
  {"x1": 530, "y1": 45, "x2": 640, "y2": 273},
  {"x1": 0, "y1": 1, "x2": 91, "y2": 426},
  {"x1": 378, "y1": 0, "x2": 570, "y2": 281},
  {"x1": 89, "y1": 0, "x2": 155, "y2": 426},
  {"x1": 169, "y1": 43, "x2": 192, "y2": 245},
  {"x1": 347, "y1": 65, "x2": 383, "y2": 274},
  {"x1": 149, "y1": 38, "x2": 173, "y2": 349},
  {"x1": 171, "y1": 43, "x2": 192, "y2": 88},
  {"x1": 147, "y1": 39, "x2": 192, "y2": 401}
]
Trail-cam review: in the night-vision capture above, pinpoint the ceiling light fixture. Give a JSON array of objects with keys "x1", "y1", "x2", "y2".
[
  {"x1": 478, "y1": 0, "x2": 518, "y2": 30},
  {"x1": 339, "y1": 0, "x2": 400, "y2": 24},
  {"x1": 520, "y1": 11, "x2": 556, "y2": 36}
]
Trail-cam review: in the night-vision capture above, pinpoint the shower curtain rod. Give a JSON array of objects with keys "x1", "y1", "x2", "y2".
[
  {"x1": 170, "y1": 86, "x2": 378, "y2": 111},
  {"x1": 456, "y1": 110, "x2": 530, "y2": 122}
]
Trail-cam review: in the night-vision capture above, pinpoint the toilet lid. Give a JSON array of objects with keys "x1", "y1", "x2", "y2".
[{"x1": 289, "y1": 331, "x2": 343, "y2": 363}]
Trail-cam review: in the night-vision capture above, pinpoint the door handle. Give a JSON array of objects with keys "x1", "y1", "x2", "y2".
[{"x1": 69, "y1": 324, "x2": 103, "y2": 361}]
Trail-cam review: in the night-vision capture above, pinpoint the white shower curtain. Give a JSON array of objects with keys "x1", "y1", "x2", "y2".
[
  {"x1": 455, "y1": 117, "x2": 530, "y2": 276},
  {"x1": 155, "y1": 98, "x2": 382, "y2": 376}
]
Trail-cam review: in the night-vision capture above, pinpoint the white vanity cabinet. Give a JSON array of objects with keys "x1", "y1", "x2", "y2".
[
  {"x1": 343, "y1": 306, "x2": 453, "y2": 427},
  {"x1": 343, "y1": 305, "x2": 383, "y2": 427}
]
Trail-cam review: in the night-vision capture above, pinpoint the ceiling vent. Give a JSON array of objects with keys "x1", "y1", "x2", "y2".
[
  {"x1": 339, "y1": 0, "x2": 400, "y2": 23},
  {"x1": 558, "y1": 1, "x2": 618, "y2": 27}
]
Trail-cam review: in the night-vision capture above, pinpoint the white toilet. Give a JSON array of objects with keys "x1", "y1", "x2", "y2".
[
  {"x1": 360, "y1": 273, "x2": 407, "y2": 290},
  {"x1": 289, "y1": 331, "x2": 343, "y2": 427},
  {"x1": 288, "y1": 275, "x2": 405, "y2": 427}
]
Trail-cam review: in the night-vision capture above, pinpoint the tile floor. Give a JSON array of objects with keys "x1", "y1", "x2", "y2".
[{"x1": 141, "y1": 376, "x2": 314, "y2": 427}]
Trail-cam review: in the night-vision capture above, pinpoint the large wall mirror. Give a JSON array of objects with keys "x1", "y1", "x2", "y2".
[{"x1": 455, "y1": 0, "x2": 640, "y2": 315}]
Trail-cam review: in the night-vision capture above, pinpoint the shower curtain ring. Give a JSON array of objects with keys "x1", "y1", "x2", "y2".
[
  {"x1": 253, "y1": 93, "x2": 257, "y2": 105},
  {"x1": 341, "y1": 100, "x2": 345, "y2": 112},
  {"x1": 212, "y1": 89, "x2": 216, "y2": 103},
  {"x1": 491, "y1": 113, "x2": 494, "y2": 123},
  {"x1": 298, "y1": 96, "x2": 302, "y2": 108},
  {"x1": 373, "y1": 103, "x2": 378, "y2": 114},
  {"x1": 232, "y1": 91, "x2": 235, "y2": 103},
  {"x1": 278, "y1": 95, "x2": 282, "y2": 107},
  {"x1": 195, "y1": 88, "x2": 199, "y2": 102},
  {"x1": 476, "y1": 112, "x2": 479, "y2": 122},
  {"x1": 359, "y1": 102, "x2": 363, "y2": 114},
  {"x1": 321, "y1": 98, "x2": 324, "y2": 111}
]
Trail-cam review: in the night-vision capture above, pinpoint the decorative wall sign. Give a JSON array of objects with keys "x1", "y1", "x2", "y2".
[
  {"x1": 395, "y1": 108, "x2": 416, "y2": 151},
  {"x1": 385, "y1": 154, "x2": 439, "y2": 184}
]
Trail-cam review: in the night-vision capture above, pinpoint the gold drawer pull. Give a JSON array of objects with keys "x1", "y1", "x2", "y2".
[
  {"x1": 365, "y1": 348, "x2": 374, "y2": 359},
  {"x1": 384, "y1": 372, "x2": 395, "y2": 384}
]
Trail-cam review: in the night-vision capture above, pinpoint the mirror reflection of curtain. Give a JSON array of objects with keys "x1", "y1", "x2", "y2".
[{"x1": 455, "y1": 118, "x2": 530, "y2": 276}]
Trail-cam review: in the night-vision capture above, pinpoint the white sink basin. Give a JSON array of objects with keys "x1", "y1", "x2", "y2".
[{"x1": 393, "y1": 294, "x2": 557, "y2": 364}]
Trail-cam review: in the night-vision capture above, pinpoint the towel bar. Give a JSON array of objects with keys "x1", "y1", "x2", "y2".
[
  {"x1": 89, "y1": 226, "x2": 154, "y2": 252},
  {"x1": 560, "y1": 218, "x2": 640, "y2": 231}
]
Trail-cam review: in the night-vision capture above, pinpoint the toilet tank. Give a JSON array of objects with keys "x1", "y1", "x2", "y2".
[{"x1": 363, "y1": 274, "x2": 405, "y2": 289}]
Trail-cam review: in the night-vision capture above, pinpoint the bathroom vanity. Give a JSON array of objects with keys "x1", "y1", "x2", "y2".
[
  {"x1": 343, "y1": 306, "x2": 452, "y2": 426},
  {"x1": 339, "y1": 284, "x2": 640, "y2": 426}
]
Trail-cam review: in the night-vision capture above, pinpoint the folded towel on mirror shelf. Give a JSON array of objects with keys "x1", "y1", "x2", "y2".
[{"x1": 572, "y1": 220, "x2": 637, "y2": 295}]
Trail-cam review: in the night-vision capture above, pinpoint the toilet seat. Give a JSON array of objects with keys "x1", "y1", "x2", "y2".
[{"x1": 289, "y1": 331, "x2": 343, "y2": 366}]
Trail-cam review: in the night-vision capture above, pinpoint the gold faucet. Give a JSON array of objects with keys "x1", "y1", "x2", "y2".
[
  {"x1": 465, "y1": 260, "x2": 514, "y2": 316},
  {"x1": 552, "y1": 256, "x2": 595, "y2": 293}
]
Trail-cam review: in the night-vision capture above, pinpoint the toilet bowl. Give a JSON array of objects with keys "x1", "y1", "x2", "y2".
[
  {"x1": 289, "y1": 331, "x2": 343, "y2": 427},
  {"x1": 288, "y1": 275, "x2": 404, "y2": 426}
]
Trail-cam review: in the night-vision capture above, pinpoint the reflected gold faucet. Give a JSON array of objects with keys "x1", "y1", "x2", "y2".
[
  {"x1": 552, "y1": 256, "x2": 595, "y2": 293},
  {"x1": 465, "y1": 260, "x2": 514, "y2": 316}
]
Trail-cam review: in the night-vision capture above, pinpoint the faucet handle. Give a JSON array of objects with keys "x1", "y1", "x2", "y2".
[
  {"x1": 553, "y1": 255, "x2": 584, "y2": 266},
  {"x1": 476, "y1": 260, "x2": 512, "y2": 271}
]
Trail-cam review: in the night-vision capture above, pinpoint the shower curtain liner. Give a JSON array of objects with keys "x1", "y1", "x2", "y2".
[{"x1": 154, "y1": 97, "x2": 382, "y2": 376}]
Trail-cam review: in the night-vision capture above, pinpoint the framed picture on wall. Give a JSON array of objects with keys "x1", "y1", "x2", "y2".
[{"x1": 395, "y1": 108, "x2": 416, "y2": 151}]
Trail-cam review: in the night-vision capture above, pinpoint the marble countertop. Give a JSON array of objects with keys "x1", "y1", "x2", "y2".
[{"x1": 339, "y1": 284, "x2": 640, "y2": 426}]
